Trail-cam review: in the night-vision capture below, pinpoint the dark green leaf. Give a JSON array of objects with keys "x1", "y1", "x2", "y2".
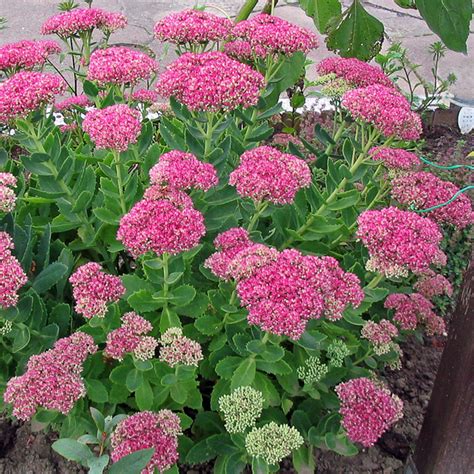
[
  {"x1": 299, "y1": 0, "x2": 342, "y2": 31},
  {"x1": 108, "y1": 448, "x2": 154, "y2": 474},
  {"x1": 52, "y1": 439, "x2": 94, "y2": 464},
  {"x1": 32, "y1": 262, "x2": 68, "y2": 294}
]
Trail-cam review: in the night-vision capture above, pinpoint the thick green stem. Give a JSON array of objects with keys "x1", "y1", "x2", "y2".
[
  {"x1": 325, "y1": 121, "x2": 347, "y2": 156},
  {"x1": 247, "y1": 201, "x2": 268, "y2": 232},
  {"x1": 235, "y1": 0, "x2": 258, "y2": 21},
  {"x1": 113, "y1": 149, "x2": 127, "y2": 215},
  {"x1": 366, "y1": 273, "x2": 384, "y2": 289}
]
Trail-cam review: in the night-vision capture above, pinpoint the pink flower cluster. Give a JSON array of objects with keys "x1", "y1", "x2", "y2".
[
  {"x1": 361, "y1": 320, "x2": 398, "y2": 354},
  {"x1": 414, "y1": 270, "x2": 453, "y2": 300},
  {"x1": 336, "y1": 378, "x2": 403, "y2": 447},
  {"x1": 0, "y1": 71, "x2": 65, "y2": 123},
  {"x1": 385, "y1": 293, "x2": 446, "y2": 335},
  {"x1": 356, "y1": 207, "x2": 446, "y2": 277},
  {"x1": 41, "y1": 8, "x2": 127, "y2": 37},
  {"x1": 342, "y1": 85, "x2": 422, "y2": 140},
  {"x1": 159, "y1": 327, "x2": 203, "y2": 367},
  {"x1": 232, "y1": 14, "x2": 318, "y2": 55},
  {"x1": 69, "y1": 262, "x2": 125, "y2": 319},
  {"x1": 154, "y1": 9, "x2": 232, "y2": 45},
  {"x1": 390, "y1": 171, "x2": 474, "y2": 229},
  {"x1": 317, "y1": 57, "x2": 393, "y2": 88},
  {"x1": 55, "y1": 94, "x2": 91, "y2": 111},
  {"x1": 156, "y1": 51, "x2": 264, "y2": 112},
  {"x1": 229, "y1": 146, "x2": 312, "y2": 204},
  {"x1": 0, "y1": 40, "x2": 61, "y2": 73},
  {"x1": 105, "y1": 312, "x2": 158, "y2": 361},
  {"x1": 0, "y1": 173, "x2": 17, "y2": 213},
  {"x1": 4, "y1": 332, "x2": 97, "y2": 420},
  {"x1": 0, "y1": 232, "x2": 27, "y2": 308},
  {"x1": 129, "y1": 89, "x2": 158, "y2": 104},
  {"x1": 111, "y1": 410, "x2": 181, "y2": 474},
  {"x1": 82, "y1": 104, "x2": 141, "y2": 151},
  {"x1": 369, "y1": 147, "x2": 421, "y2": 171},
  {"x1": 224, "y1": 40, "x2": 267, "y2": 61},
  {"x1": 117, "y1": 198, "x2": 205, "y2": 258},
  {"x1": 87, "y1": 47, "x2": 158, "y2": 86},
  {"x1": 149, "y1": 151, "x2": 218, "y2": 192}
]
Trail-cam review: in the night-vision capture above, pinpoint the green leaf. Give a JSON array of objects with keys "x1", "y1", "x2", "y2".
[
  {"x1": 93, "y1": 207, "x2": 119, "y2": 225},
  {"x1": 136, "y1": 379, "x2": 154, "y2": 411},
  {"x1": 90, "y1": 407, "x2": 105, "y2": 432},
  {"x1": 126, "y1": 369, "x2": 143, "y2": 392},
  {"x1": 52, "y1": 439, "x2": 94, "y2": 464},
  {"x1": 415, "y1": 0, "x2": 472, "y2": 52},
  {"x1": 85, "y1": 380, "x2": 108, "y2": 403},
  {"x1": 12, "y1": 325, "x2": 30, "y2": 353},
  {"x1": 215, "y1": 356, "x2": 243, "y2": 379},
  {"x1": 83, "y1": 80, "x2": 99, "y2": 98},
  {"x1": 195, "y1": 314, "x2": 222, "y2": 336},
  {"x1": 128, "y1": 290, "x2": 163, "y2": 313},
  {"x1": 326, "y1": 0, "x2": 384, "y2": 61},
  {"x1": 186, "y1": 438, "x2": 218, "y2": 464},
  {"x1": 170, "y1": 285, "x2": 196, "y2": 306},
  {"x1": 32, "y1": 262, "x2": 68, "y2": 294},
  {"x1": 231, "y1": 357, "x2": 256, "y2": 390},
  {"x1": 299, "y1": 0, "x2": 342, "y2": 31},
  {"x1": 86, "y1": 454, "x2": 109, "y2": 474},
  {"x1": 108, "y1": 448, "x2": 155, "y2": 474}
]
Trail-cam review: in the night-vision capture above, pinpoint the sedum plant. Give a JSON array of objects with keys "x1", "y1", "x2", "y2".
[{"x1": 0, "y1": 1, "x2": 472, "y2": 473}]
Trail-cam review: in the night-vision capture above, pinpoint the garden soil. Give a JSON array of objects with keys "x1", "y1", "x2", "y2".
[{"x1": 0, "y1": 125, "x2": 471, "y2": 474}]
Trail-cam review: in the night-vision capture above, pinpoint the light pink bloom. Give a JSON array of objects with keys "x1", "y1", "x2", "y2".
[
  {"x1": 357, "y1": 207, "x2": 446, "y2": 277},
  {"x1": 87, "y1": 47, "x2": 158, "y2": 86},
  {"x1": 55, "y1": 94, "x2": 91, "y2": 111},
  {"x1": 385, "y1": 293, "x2": 446, "y2": 336},
  {"x1": 336, "y1": 378, "x2": 403, "y2": 447},
  {"x1": 117, "y1": 198, "x2": 205, "y2": 258},
  {"x1": 229, "y1": 146, "x2": 312, "y2": 205},
  {"x1": 369, "y1": 147, "x2": 421, "y2": 171},
  {"x1": 232, "y1": 13, "x2": 318, "y2": 55},
  {"x1": 317, "y1": 57, "x2": 393, "y2": 88},
  {"x1": 156, "y1": 51, "x2": 264, "y2": 112},
  {"x1": 149, "y1": 150, "x2": 218, "y2": 192},
  {"x1": 159, "y1": 327, "x2": 203, "y2": 367},
  {"x1": 0, "y1": 232, "x2": 27, "y2": 308},
  {"x1": 82, "y1": 104, "x2": 141, "y2": 151},
  {"x1": 105, "y1": 312, "x2": 158, "y2": 361},
  {"x1": 0, "y1": 173, "x2": 17, "y2": 213},
  {"x1": 111, "y1": 410, "x2": 181, "y2": 474},
  {"x1": 0, "y1": 71, "x2": 65, "y2": 122},
  {"x1": 154, "y1": 9, "x2": 232, "y2": 45},
  {"x1": 391, "y1": 171, "x2": 474, "y2": 229},
  {"x1": 41, "y1": 8, "x2": 127, "y2": 37},
  {"x1": 69, "y1": 262, "x2": 125, "y2": 319},
  {"x1": 361, "y1": 320, "x2": 398, "y2": 354},
  {"x1": 237, "y1": 249, "x2": 364, "y2": 339},
  {"x1": 129, "y1": 89, "x2": 159, "y2": 104},
  {"x1": 227, "y1": 243, "x2": 279, "y2": 281},
  {"x1": 4, "y1": 332, "x2": 97, "y2": 420},
  {"x1": 0, "y1": 40, "x2": 61, "y2": 73},
  {"x1": 342, "y1": 85, "x2": 422, "y2": 140}
]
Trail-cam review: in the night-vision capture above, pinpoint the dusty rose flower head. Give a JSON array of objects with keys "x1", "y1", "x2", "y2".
[
  {"x1": 117, "y1": 198, "x2": 206, "y2": 258},
  {"x1": 156, "y1": 51, "x2": 264, "y2": 112},
  {"x1": 105, "y1": 312, "x2": 158, "y2": 361},
  {"x1": 159, "y1": 327, "x2": 203, "y2": 367},
  {"x1": 232, "y1": 13, "x2": 318, "y2": 55},
  {"x1": 391, "y1": 171, "x2": 474, "y2": 229},
  {"x1": 0, "y1": 173, "x2": 17, "y2": 213},
  {"x1": 369, "y1": 147, "x2": 421, "y2": 171},
  {"x1": 4, "y1": 332, "x2": 97, "y2": 420},
  {"x1": 385, "y1": 292, "x2": 446, "y2": 336},
  {"x1": 55, "y1": 94, "x2": 91, "y2": 111},
  {"x1": 224, "y1": 40, "x2": 268, "y2": 61},
  {"x1": 154, "y1": 9, "x2": 232, "y2": 45},
  {"x1": 69, "y1": 262, "x2": 125, "y2": 319},
  {"x1": 0, "y1": 71, "x2": 65, "y2": 123},
  {"x1": 357, "y1": 207, "x2": 446, "y2": 278},
  {"x1": 342, "y1": 85, "x2": 422, "y2": 140},
  {"x1": 0, "y1": 232, "x2": 27, "y2": 308},
  {"x1": 336, "y1": 378, "x2": 403, "y2": 447},
  {"x1": 0, "y1": 40, "x2": 61, "y2": 73},
  {"x1": 317, "y1": 57, "x2": 393, "y2": 89},
  {"x1": 41, "y1": 8, "x2": 127, "y2": 37},
  {"x1": 229, "y1": 146, "x2": 312, "y2": 205},
  {"x1": 87, "y1": 47, "x2": 158, "y2": 86},
  {"x1": 111, "y1": 410, "x2": 181, "y2": 474},
  {"x1": 227, "y1": 243, "x2": 279, "y2": 281},
  {"x1": 149, "y1": 151, "x2": 218, "y2": 192},
  {"x1": 237, "y1": 249, "x2": 364, "y2": 339},
  {"x1": 143, "y1": 184, "x2": 194, "y2": 209},
  {"x1": 361, "y1": 320, "x2": 398, "y2": 355},
  {"x1": 82, "y1": 104, "x2": 141, "y2": 151},
  {"x1": 204, "y1": 227, "x2": 252, "y2": 280},
  {"x1": 414, "y1": 270, "x2": 453, "y2": 300}
]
